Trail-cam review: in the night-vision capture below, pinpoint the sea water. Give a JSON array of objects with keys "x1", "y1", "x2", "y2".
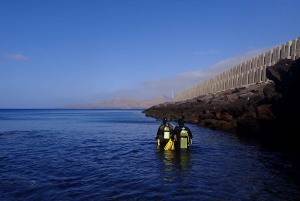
[{"x1": 0, "y1": 109, "x2": 299, "y2": 200}]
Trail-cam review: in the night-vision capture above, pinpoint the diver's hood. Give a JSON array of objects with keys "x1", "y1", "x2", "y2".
[{"x1": 178, "y1": 118, "x2": 184, "y2": 127}]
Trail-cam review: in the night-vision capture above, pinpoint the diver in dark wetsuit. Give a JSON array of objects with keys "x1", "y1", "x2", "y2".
[
  {"x1": 156, "y1": 117, "x2": 173, "y2": 148},
  {"x1": 172, "y1": 118, "x2": 193, "y2": 151}
]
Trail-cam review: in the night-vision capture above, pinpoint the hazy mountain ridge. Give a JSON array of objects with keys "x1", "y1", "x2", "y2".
[{"x1": 61, "y1": 96, "x2": 172, "y2": 109}]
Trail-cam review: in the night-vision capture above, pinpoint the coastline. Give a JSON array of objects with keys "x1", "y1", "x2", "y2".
[{"x1": 143, "y1": 58, "x2": 300, "y2": 154}]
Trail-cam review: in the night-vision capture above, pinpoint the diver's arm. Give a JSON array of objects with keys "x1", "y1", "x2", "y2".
[
  {"x1": 156, "y1": 125, "x2": 161, "y2": 138},
  {"x1": 188, "y1": 127, "x2": 193, "y2": 139}
]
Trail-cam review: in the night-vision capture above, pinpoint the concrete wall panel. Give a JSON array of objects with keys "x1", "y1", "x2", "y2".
[{"x1": 296, "y1": 38, "x2": 300, "y2": 59}]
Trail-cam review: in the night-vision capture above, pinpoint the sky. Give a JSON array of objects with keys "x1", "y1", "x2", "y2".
[{"x1": 1, "y1": 0, "x2": 299, "y2": 109}]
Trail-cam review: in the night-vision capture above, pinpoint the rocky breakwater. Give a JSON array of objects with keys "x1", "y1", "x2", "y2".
[{"x1": 143, "y1": 58, "x2": 300, "y2": 153}]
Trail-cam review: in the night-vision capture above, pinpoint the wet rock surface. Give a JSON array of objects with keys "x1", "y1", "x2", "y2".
[{"x1": 143, "y1": 58, "x2": 300, "y2": 153}]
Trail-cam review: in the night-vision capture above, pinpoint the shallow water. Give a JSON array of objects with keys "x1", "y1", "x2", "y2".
[{"x1": 0, "y1": 109, "x2": 299, "y2": 200}]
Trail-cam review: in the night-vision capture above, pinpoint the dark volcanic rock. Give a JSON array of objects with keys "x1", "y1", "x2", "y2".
[
  {"x1": 263, "y1": 82, "x2": 282, "y2": 104},
  {"x1": 225, "y1": 93, "x2": 239, "y2": 102},
  {"x1": 266, "y1": 59, "x2": 295, "y2": 93},
  {"x1": 143, "y1": 58, "x2": 300, "y2": 154},
  {"x1": 236, "y1": 112, "x2": 260, "y2": 136}
]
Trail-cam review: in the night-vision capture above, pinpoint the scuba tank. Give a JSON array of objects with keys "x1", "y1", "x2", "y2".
[
  {"x1": 163, "y1": 124, "x2": 170, "y2": 140},
  {"x1": 180, "y1": 127, "x2": 189, "y2": 150}
]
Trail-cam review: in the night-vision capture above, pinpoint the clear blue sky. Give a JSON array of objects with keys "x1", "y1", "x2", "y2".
[{"x1": 1, "y1": 0, "x2": 299, "y2": 108}]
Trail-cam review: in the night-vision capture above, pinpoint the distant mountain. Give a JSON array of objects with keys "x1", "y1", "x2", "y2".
[{"x1": 61, "y1": 96, "x2": 172, "y2": 109}]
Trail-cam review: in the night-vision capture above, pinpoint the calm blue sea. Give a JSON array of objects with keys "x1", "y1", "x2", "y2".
[{"x1": 0, "y1": 109, "x2": 299, "y2": 201}]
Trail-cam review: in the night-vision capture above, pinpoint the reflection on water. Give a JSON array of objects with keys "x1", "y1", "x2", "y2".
[
  {"x1": 156, "y1": 148, "x2": 193, "y2": 184},
  {"x1": 157, "y1": 147, "x2": 192, "y2": 170},
  {"x1": 163, "y1": 151, "x2": 177, "y2": 169}
]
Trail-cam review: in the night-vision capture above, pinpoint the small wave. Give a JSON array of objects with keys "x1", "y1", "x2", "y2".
[{"x1": 0, "y1": 131, "x2": 32, "y2": 136}]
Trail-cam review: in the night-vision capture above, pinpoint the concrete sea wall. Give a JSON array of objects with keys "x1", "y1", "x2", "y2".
[{"x1": 173, "y1": 37, "x2": 300, "y2": 102}]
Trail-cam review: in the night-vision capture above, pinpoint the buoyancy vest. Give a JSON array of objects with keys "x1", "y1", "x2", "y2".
[
  {"x1": 180, "y1": 127, "x2": 189, "y2": 149},
  {"x1": 163, "y1": 124, "x2": 171, "y2": 140}
]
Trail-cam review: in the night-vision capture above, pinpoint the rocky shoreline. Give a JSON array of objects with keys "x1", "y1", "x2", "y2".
[{"x1": 143, "y1": 58, "x2": 300, "y2": 154}]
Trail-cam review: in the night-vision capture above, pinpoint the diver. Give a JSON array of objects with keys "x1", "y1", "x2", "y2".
[
  {"x1": 155, "y1": 117, "x2": 173, "y2": 148},
  {"x1": 172, "y1": 118, "x2": 193, "y2": 152}
]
